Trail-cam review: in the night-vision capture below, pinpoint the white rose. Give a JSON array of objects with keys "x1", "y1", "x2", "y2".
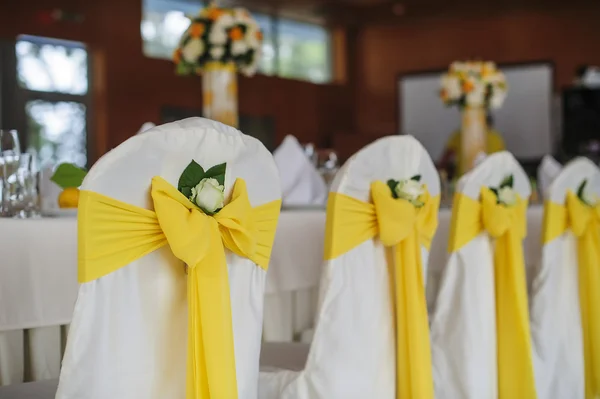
[
  {"x1": 489, "y1": 89, "x2": 506, "y2": 109},
  {"x1": 497, "y1": 186, "x2": 517, "y2": 206},
  {"x1": 396, "y1": 179, "x2": 424, "y2": 202},
  {"x1": 442, "y1": 75, "x2": 461, "y2": 100},
  {"x1": 231, "y1": 40, "x2": 248, "y2": 55},
  {"x1": 240, "y1": 63, "x2": 258, "y2": 77},
  {"x1": 209, "y1": 27, "x2": 228, "y2": 45},
  {"x1": 190, "y1": 178, "x2": 224, "y2": 213},
  {"x1": 182, "y1": 38, "x2": 204, "y2": 63},
  {"x1": 210, "y1": 46, "x2": 225, "y2": 59}
]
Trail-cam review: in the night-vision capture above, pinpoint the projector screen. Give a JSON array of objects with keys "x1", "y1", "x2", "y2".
[{"x1": 399, "y1": 63, "x2": 553, "y2": 162}]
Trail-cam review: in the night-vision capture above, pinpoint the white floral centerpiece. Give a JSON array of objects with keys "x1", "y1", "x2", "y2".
[
  {"x1": 440, "y1": 61, "x2": 507, "y2": 109},
  {"x1": 439, "y1": 60, "x2": 508, "y2": 175},
  {"x1": 387, "y1": 175, "x2": 425, "y2": 207},
  {"x1": 173, "y1": 3, "x2": 263, "y2": 127}
]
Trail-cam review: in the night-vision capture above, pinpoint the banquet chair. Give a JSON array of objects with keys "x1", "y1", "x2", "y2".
[
  {"x1": 530, "y1": 157, "x2": 600, "y2": 399},
  {"x1": 430, "y1": 151, "x2": 535, "y2": 399},
  {"x1": 53, "y1": 117, "x2": 281, "y2": 399},
  {"x1": 259, "y1": 135, "x2": 441, "y2": 399}
]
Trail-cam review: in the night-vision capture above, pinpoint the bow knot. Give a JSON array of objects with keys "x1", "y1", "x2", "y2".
[
  {"x1": 481, "y1": 187, "x2": 527, "y2": 239},
  {"x1": 151, "y1": 176, "x2": 258, "y2": 271},
  {"x1": 566, "y1": 191, "x2": 600, "y2": 238},
  {"x1": 371, "y1": 181, "x2": 437, "y2": 248}
]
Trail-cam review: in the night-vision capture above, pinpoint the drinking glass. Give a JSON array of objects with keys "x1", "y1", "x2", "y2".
[
  {"x1": 0, "y1": 130, "x2": 21, "y2": 216},
  {"x1": 13, "y1": 153, "x2": 40, "y2": 218}
]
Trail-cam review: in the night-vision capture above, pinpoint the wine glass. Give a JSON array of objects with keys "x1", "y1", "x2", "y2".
[{"x1": 0, "y1": 130, "x2": 22, "y2": 216}]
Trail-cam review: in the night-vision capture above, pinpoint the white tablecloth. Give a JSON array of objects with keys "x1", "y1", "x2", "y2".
[{"x1": 0, "y1": 219, "x2": 77, "y2": 386}]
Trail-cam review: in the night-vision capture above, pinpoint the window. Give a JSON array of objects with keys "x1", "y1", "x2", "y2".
[
  {"x1": 15, "y1": 35, "x2": 90, "y2": 167},
  {"x1": 141, "y1": 0, "x2": 331, "y2": 83}
]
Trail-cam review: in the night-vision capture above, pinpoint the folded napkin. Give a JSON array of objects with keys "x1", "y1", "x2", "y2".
[
  {"x1": 537, "y1": 155, "x2": 562, "y2": 196},
  {"x1": 137, "y1": 122, "x2": 156, "y2": 135},
  {"x1": 40, "y1": 166, "x2": 62, "y2": 211},
  {"x1": 273, "y1": 135, "x2": 327, "y2": 206}
]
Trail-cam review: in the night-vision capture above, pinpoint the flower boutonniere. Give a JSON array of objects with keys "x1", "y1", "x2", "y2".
[
  {"x1": 577, "y1": 179, "x2": 598, "y2": 207},
  {"x1": 387, "y1": 175, "x2": 425, "y2": 208},
  {"x1": 178, "y1": 160, "x2": 226, "y2": 215},
  {"x1": 490, "y1": 174, "x2": 517, "y2": 206}
]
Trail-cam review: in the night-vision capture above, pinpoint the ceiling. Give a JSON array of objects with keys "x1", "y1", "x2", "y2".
[{"x1": 220, "y1": 0, "x2": 600, "y2": 25}]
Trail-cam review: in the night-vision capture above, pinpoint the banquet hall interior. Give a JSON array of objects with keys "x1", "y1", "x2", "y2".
[{"x1": 1, "y1": 0, "x2": 600, "y2": 397}]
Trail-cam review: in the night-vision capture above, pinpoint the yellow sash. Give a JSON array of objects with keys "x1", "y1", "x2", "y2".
[
  {"x1": 78, "y1": 176, "x2": 281, "y2": 399},
  {"x1": 542, "y1": 192, "x2": 600, "y2": 399},
  {"x1": 324, "y1": 181, "x2": 439, "y2": 399},
  {"x1": 448, "y1": 188, "x2": 536, "y2": 399}
]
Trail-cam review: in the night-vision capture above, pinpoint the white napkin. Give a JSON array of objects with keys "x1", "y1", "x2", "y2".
[
  {"x1": 537, "y1": 155, "x2": 562, "y2": 196},
  {"x1": 137, "y1": 122, "x2": 155, "y2": 135},
  {"x1": 40, "y1": 166, "x2": 62, "y2": 211},
  {"x1": 273, "y1": 135, "x2": 327, "y2": 206}
]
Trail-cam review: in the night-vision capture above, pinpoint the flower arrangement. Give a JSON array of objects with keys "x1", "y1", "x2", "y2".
[
  {"x1": 440, "y1": 61, "x2": 508, "y2": 109},
  {"x1": 178, "y1": 160, "x2": 226, "y2": 214},
  {"x1": 173, "y1": 4, "x2": 262, "y2": 77},
  {"x1": 387, "y1": 175, "x2": 425, "y2": 207},
  {"x1": 490, "y1": 175, "x2": 517, "y2": 206}
]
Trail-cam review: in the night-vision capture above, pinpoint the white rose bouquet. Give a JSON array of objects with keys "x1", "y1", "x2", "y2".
[
  {"x1": 178, "y1": 160, "x2": 226, "y2": 215},
  {"x1": 173, "y1": 4, "x2": 262, "y2": 77},
  {"x1": 387, "y1": 175, "x2": 425, "y2": 207},
  {"x1": 440, "y1": 61, "x2": 507, "y2": 109},
  {"x1": 489, "y1": 174, "x2": 518, "y2": 207}
]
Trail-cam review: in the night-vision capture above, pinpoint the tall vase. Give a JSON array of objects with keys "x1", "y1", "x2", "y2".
[
  {"x1": 202, "y1": 62, "x2": 238, "y2": 128},
  {"x1": 460, "y1": 107, "x2": 486, "y2": 174}
]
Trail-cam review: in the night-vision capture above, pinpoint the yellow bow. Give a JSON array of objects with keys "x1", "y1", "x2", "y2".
[
  {"x1": 324, "y1": 181, "x2": 439, "y2": 399},
  {"x1": 78, "y1": 177, "x2": 281, "y2": 399},
  {"x1": 543, "y1": 192, "x2": 600, "y2": 399},
  {"x1": 449, "y1": 188, "x2": 536, "y2": 399}
]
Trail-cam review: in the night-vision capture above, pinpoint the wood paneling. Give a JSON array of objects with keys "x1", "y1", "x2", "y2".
[
  {"x1": 354, "y1": 5, "x2": 600, "y2": 138},
  {"x1": 0, "y1": 0, "x2": 352, "y2": 157}
]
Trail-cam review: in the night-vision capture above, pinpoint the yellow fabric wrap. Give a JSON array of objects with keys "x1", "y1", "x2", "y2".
[
  {"x1": 324, "y1": 181, "x2": 439, "y2": 399},
  {"x1": 78, "y1": 176, "x2": 281, "y2": 399},
  {"x1": 542, "y1": 192, "x2": 600, "y2": 399},
  {"x1": 448, "y1": 187, "x2": 536, "y2": 398}
]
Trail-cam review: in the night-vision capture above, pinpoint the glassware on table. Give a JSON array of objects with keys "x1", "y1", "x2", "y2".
[
  {"x1": 318, "y1": 150, "x2": 339, "y2": 187},
  {"x1": 16, "y1": 153, "x2": 41, "y2": 218},
  {"x1": 0, "y1": 129, "x2": 22, "y2": 216}
]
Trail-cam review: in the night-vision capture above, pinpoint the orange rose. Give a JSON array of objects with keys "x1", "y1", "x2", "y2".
[
  {"x1": 229, "y1": 27, "x2": 243, "y2": 41},
  {"x1": 462, "y1": 80, "x2": 475, "y2": 93},
  {"x1": 440, "y1": 88, "x2": 448, "y2": 101},
  {"x1": 190, "y1": 23, "x2": 205, "y2": 38},
  {"x1": 207, "y1": 8, "x2": 224, "y2": 20},
  {"x1": 256, "y1": 30, "x2": 263, "y2": 41}
]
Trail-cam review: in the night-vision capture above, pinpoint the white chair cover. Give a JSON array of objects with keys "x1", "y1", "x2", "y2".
[
  {"x1": 136, "y1": 122, "x2": 156, "y2": 135},
  {"x1": 273, "y1": 135, "x2": 327, "y2": 206},
  {"x1": 430, "y1": 151, "x2": 531, "y2": 399},
  {"x1": 537, "y1": 155, "x2": 562, "y2": 197},
  {"x1": 259, "y1": 135, "x2": 440, "y2": 399},
  {"x1": 56, "y1": 118, "x2": 280, "y2": 399},
  {"x1": 530, "y1": 157, "x2": 598, "y2": 399}
]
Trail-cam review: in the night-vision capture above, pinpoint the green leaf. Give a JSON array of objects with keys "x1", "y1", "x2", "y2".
[
  {"x1": 500, "y1": 174, "x2": 514, "y2": 188},
  {"x1": 411, "y1": 175, "x2": 421, "y2": 182},
  {"x1": 178, "y1": 160, "x2": 205, "y2": 193},
  {"x1": 387, "y1": 179, "x2": 399, "y2": 199},
  {"x1": 490, "y1": 187, "x2": 500, "y2": 204},
  {"x1": 577, "y1": 179, "x2": 587, "y2": 200},
  {"x1": 204, "y1": 163, "x2": 226, "y2": 185},
  {"x1": 181, "y1": 186, "x2": 192, "y2": 198},
  {"x1": 50, "y1": 163, "x2": 87, "y2": 189},
  {"x1": 176, "y1": 62, "x2": 192, "y2": 75}
]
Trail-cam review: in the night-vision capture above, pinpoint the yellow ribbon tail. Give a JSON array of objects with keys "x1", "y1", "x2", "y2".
[
  {"x1": 395, "y1": 232, "x2": 434, "y2": 399},
  {"x1": 578, "y1": 226, "x2": 600, "y2": 399},
  {"x1": 494, "y1": 230, "x2": 537, "y2": 398}
]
